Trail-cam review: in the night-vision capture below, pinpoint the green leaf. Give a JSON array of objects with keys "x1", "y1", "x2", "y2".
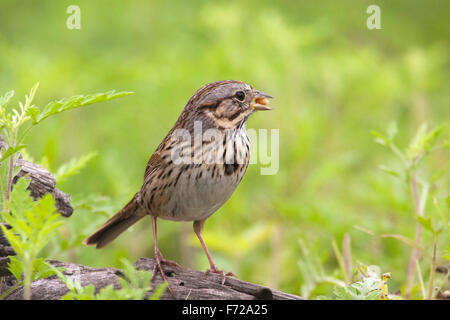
[
  {"x1": 27, "y1": 83, "x2": 39, "y2": 102},
  {"x1": 443, "y1": 245, "x2": 450, "y2": 260},
  {"x1": 378, "y1": 165, "x2": 402, "y2": 179},
  {"x1": 8, "y1": 178, "x2": 34, "y2": 216},
  {"x1": 406, "y1": 123, "x2": 428, "y2": 160},
  {"x1": 370, "y1": 130, "x2": 388, "y2": 146},
  {"x1": 7, "y1": 256, "x2": 24, "y2": 282},
  {"x1": 366, "y1": 291, "x2": 381, "y2": 300},
  {"x1": 0, "y1": 90, "x2": 14, "y2": 108},
  {"x1": 387, "y1": 121, "x2": 398, "y2": 140},
  {"x1": 32, "y1": 90, "x2": 134, "y2": 124},
  {"x1": 421, "y1": 124, "x2": 445, "y2": 151},
  {"x1": 417, "y1": 216, "x2": 434, "y2": 233},
  {"x1": 366, "y1": 265, "x2": 381, "y2": 279},
  {"x1": 0, "y1": 225, "x2": 24, "y2": 257},
  {"x1": 406, "y1": 124, "x2": 445, "y2": 161},
  {"x1": 56, "y1": 258, "x2": 156, "y2": 300},
  {"x1": 149, "y1": 282, "x2": 167, "y2": 300},
  {"x1": 0, "y1": 144, "x2": 27, "y2": 162},
  {"x1": 26, "y1": 105, "x2": 40, "y2": 123},
  {"x1": 55, "y1": 152, "x2": 97, "y2": 184},
  {"x1": 2, "y1": 179, "x2": 62, "y2": 299},
  {"x1": 94, "y1": 285, "x2": 116, "y2": 300}
]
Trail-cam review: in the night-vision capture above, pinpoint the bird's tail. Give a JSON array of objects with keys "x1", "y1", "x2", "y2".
[{"x1": 83, "y1": 193, "x2": 146, "y2": 249}]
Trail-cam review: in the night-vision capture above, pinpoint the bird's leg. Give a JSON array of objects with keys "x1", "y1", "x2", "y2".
[
  {"x1": 151, "y1": 216, "x2": 178, "y2": 297},
  {"x1": 193, "y1": 220, "x2": 236, "y2": 285},
  {"x1": 151, "y1": 216, "x2": 180, "y2": 268}
]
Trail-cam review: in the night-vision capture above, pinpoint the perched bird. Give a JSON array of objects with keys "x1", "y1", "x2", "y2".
[{"x1": 84, "y1": 80, "x2": 272, "y2": 292}]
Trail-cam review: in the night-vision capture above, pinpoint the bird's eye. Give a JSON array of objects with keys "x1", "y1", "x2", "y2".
[{"x1": 235, "y1": 91, "x2": 245, "y2": 101}]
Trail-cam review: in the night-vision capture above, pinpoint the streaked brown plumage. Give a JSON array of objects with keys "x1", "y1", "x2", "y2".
[{"x1": 84, "y1": 80, "x2": 272, "y2": 293}]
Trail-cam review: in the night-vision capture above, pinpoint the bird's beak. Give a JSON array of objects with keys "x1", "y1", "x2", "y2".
[{"x1": 250, "y1": 90, "x2": 273, "y2": 111}]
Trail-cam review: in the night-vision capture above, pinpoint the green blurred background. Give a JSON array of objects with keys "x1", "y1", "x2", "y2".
[{"x1": 0, "y1": 0, "x2": 448, "y2": 297}]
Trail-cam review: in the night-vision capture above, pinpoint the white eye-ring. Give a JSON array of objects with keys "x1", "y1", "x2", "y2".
[{"x1": 235, "y1": 91, "x2": 245, "y2": 101}]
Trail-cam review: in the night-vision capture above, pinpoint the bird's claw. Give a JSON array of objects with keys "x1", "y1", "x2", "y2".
[
  {"x1": 155, "y1": 250, "x2": 180, "y2": 268},
  {"x1": 152, "y1": 250, "x2": 177, "y2": 298},
  {"x1": 204, "y1": 266, "x2": 236, "y2": 285}
]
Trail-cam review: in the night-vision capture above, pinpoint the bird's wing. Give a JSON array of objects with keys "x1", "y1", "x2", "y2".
[{"x1": 144, "y1": 150, "x2": 162, "y2": 182}]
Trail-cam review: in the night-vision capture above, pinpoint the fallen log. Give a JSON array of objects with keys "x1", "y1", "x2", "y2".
[{"x1": 0, "y1": 258, "x2": 303, "y2": 300}]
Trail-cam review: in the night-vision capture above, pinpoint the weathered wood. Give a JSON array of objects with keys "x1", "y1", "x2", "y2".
[
  {"x1": 0, "y1": 224, "x2": 12, "y2": 277},
  {"x1": 0, "y1": 245, "x2": 14, "y2": 257},
  {"x1": 1, "y1": 260, "x2": 122, "y2": 300},
  {"x1": 0, "y1": 135, "x2": 74, "y2": 277},
  {"x1": 13, "y1": 156, "x2": 73, "y2": 217},
  {"x1": 0, "y1": 258, "x2": 303, "y2": 300},
  {"x1": 0, "y1": 257, "x2": 11, "y2": 277},
  {"x1": 0, "y1": 134, "x2": 73, "y2": 217},
  {"x1": 135, "y1": 257, "x2": 303, "y2": 300}
]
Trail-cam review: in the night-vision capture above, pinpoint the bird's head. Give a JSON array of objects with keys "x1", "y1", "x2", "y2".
[{"x1": 184, "y1": 80, "x2": 272, "y2": 130}]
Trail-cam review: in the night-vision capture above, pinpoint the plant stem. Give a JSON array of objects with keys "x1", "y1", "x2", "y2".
[
  {"x1": 331, "y1": 238, "x2": 349, "y2": 285},
  {"x1": 5, "y1": 155, "x2": 14, "y2": 202},
  {"x1": 404, "y1": 175, "x2": 427, "y2": 299},
  {"x1": 342, "y1": 234, "x2": 352, "y2": 285},
  {"x1": 5, "y1": 126, "x2": 18, "y2": 205},
  {"x1": 23, "y1": 263, "x2": 31, "y2": 300},
  {"x1": 427, "y1": 233, "x2": 437, "y2": 300},
  {"x1": 415, "y1": 260, "x2": 426, "y2": 298},
  {"x1": 0, "y1": 168, "x2": 6, "y2": 213},
  {"x1": 269, "y1": 226, "x2": 281, "y2": 289}
]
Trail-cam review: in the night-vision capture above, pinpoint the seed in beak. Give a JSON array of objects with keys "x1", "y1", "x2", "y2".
[{"x1": 255, "y1": 97, "x2": 269, "y2": 105}]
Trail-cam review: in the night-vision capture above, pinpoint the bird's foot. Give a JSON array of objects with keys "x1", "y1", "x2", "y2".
[
  {"x1": 204, "y1": 266, "x2": 236, "y2": 285},
  {"x1": 155, "y1": 250, "x2": 180, "y2": 268},
  {"x1": 152, "y1": 250, "x2": 178, "y2": 298}
]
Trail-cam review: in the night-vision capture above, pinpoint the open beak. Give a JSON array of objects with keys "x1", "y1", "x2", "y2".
[{"x1": 250, "y1": 90, "x2": 273, "y2": 111}]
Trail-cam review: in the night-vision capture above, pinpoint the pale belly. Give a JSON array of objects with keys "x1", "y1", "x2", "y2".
[{"x1": 156, "y1": 163, "x2": 247, "y2": 221}]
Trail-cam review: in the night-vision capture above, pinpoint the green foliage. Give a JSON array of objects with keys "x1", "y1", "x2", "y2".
[
  {"x1": 0, "y1": 145, "x2": 26, "y2": 163},
  {"x1": 0, "y1": 85, "x2": 113, "y2": 298},
  {"x1": 300, "y1": 237, "x2": 393, "y2": 300},
  {"x1": 318, "y1": 264, "x2": 389, "y2": 300},
  {"x1": 55, "y1": 152, "x2": 97, "y2": 184},
  {"x1": 0, "y1": 178, "x2": 63, "y2": 299},
  {"x1": 51, "y1": 258, "x2": 166, "y2": 300},
  {"x1": 29, "y1": 90, "x2": 134, "y2": 125},
  {"x1": 297, "y1": 238, "x2": 345, "y2": 299},
  {"x1": 371, "y1": 122, "x2": 447, "y2": 173},
  {"x1": 370, "y1": 122, "x2": 448, "y2": 299},
  {"x1": 0, "y1": 84, "x2": 133, "y2": 213},
  {"x1": 0, "y1": 85, "x2": 132, "y2": 298},
  {"x1": 444, "y1": 245, "x2": 450, "y2": 261}
]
